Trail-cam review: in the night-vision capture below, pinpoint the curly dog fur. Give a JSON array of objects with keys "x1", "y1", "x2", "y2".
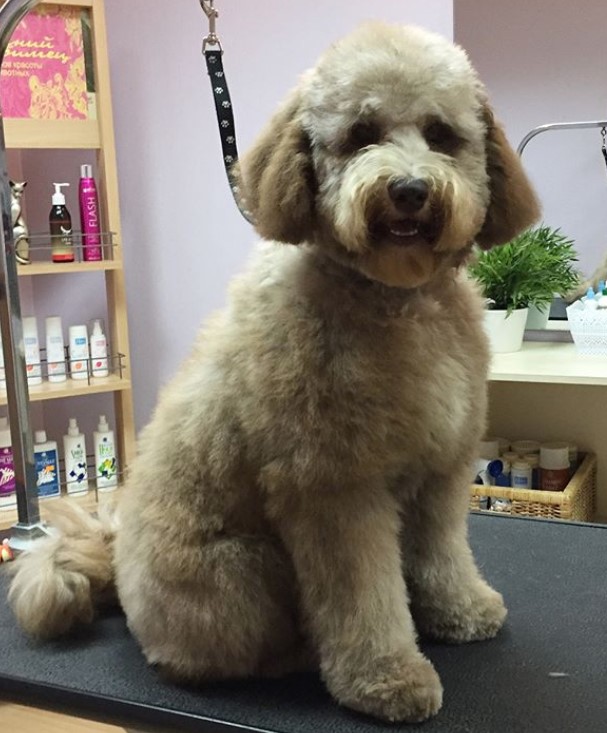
[{"x1": 9, "y1": 23, "x2": 540, "y2": 723}]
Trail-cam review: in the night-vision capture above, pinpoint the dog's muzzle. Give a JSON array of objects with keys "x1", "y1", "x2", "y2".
[{"x1": 371, "y1": 177, "x2": 441, "y2": 247}]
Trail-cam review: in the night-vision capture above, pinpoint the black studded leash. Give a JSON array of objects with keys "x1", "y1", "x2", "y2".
[{"x1": 201, "y1": 1, "x2": 253, "y2": 224}]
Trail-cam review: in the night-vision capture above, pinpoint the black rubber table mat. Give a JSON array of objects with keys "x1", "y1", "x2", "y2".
[{"x1": 1, "y1": 513, "x2": 606, "y2": 733}]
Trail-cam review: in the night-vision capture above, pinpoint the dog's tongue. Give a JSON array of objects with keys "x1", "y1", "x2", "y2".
[{"x1": 389, "y1": 219, "x2": 419, "y2": 237}]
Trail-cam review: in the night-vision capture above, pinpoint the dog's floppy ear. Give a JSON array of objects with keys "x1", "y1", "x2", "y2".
[
  {"x1": 234, "y1": 89, "x2": 315, "y2": 244},
  {"x1": 476, "y1": 104, "x2": 540, "y2": 249}
]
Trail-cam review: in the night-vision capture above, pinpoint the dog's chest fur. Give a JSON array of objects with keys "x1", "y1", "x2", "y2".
[{"x1": 229, "y1": 245, "x2": 489, "y2": 487}]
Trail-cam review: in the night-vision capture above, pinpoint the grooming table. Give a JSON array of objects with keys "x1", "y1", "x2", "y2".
[{"x1": 1, "y1": 514, "x2": 606, "y2": 733}]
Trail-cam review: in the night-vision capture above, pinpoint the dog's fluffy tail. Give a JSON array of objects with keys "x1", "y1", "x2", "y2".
[{"x1": 8, "y1": 501, "x2": 118, "y2": 639}]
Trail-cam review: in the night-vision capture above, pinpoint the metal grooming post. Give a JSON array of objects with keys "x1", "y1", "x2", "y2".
[
  {"x1": 517, "y1": 119, "x2": 607, "y2": 156},
  {"x1": 0, "y1": 0, "x2": 47, "y2": 550}
]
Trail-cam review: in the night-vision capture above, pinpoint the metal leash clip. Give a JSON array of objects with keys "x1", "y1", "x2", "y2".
[{"x1": 200, "y1": 0, "x2": 222, "y2": 52}]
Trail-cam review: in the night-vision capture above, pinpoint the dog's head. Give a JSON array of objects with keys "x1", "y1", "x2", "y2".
[{"x1": 236, "y1": 23, "x2": 540, "y2": 289}]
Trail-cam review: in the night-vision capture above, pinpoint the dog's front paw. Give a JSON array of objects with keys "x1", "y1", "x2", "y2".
[
  {"x1": 331, "y1": 653, "x2": 443, "y2": 723},
  {"x1": 415, "y1": 583, "x2": 507, "y2": 643}
]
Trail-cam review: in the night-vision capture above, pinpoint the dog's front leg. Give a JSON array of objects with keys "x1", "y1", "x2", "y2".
[
  {"x1": 271, "y1": 484, "x2": 443, "y2": 723},
  {"x1": 403, "y1": 465, "x2": 507, "y2": 643}
]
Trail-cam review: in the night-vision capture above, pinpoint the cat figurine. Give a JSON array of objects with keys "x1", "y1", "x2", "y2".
[{"x1": 10, "y1": 180, "x2": 30, "y2": 265}]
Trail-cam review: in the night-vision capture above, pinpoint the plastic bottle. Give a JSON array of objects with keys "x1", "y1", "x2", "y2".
[
  {"x1": 502, "y1": 450, "x2": 519, "y2": 466},
  {"x1": 63, "y1": 417, "x2": 88, "y2": 494},
  {"x1": 50, "y1": 183, "x2": 74, "y2": 263},
  {"x1": 523, "y1": 453, "x2": 540, "y2": 489},
  {"x1": 568, "y1": 444, "x2": 579, "y2": 472},
  {"x1": 23, "y1": 316, "x2": 42, "y2": 386},
  {"x1": 539, "y1": 442, "x2": 570, "y2": 492},
  {"x1": 512, "y1": 439, "x2": 540, "y2": 458},
  {"x1": 93, "y1": 415, "x2": 117, "y2": 491},
  {"x1": 511, "y1": 460, "x2": 532, "y2": 489},
  {"x1": 0, "y1": 417, "x2": 15, "y2": 509},
  {"x1": 584, "y1": 288, "x2": 599, "y2": 311},
  {"x1": 479, "y1": 437, "x2": 500, "y2": 460},
  {"x1": 598, "y1": 288, "x2": 607, "y2": 309},
  {"x1": 45, "y1": 316, "x2": 67, "y2": 383},
  {"x1": 90, "y1": 319, "x2": 109, "y2": 378},
  {"x1": 34, "y1": 429, "x2": 61, "y2": 499},
  {"x1": 79, "y1": 164, "x2": 103, "y2": 262},
  {"x1": 69, "y1": 324, "x2": 90, "y2": 380}
]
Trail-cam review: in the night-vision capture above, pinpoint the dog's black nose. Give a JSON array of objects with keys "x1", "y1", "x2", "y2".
[{"x1": 388, "y1": 178, "x2": 429, "y2": 212}]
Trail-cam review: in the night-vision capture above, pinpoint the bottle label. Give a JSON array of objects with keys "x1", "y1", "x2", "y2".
[
  {"x1": 513, "y1": 474, "x2": 530, "y2": 488},
  {"x1": 540, "y1": 467, "x2": 569, "y2": 492},
  {"x1": 97, "y1": 437, "x2": 117, "y2": 487},
  {"x1": 67, "y1": 443, "x2": 88, "y2": 484},
  {"x1": 0, "y1": 446, "x2": 16, "y2": 496},
  {"x1": 35, "y1": 447, "x2": 60, "y2": 497}
]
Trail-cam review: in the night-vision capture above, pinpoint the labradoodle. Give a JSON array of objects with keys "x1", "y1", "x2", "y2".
[{"x1": 9, "y1": 23, "x2": 540, "y2": 723}]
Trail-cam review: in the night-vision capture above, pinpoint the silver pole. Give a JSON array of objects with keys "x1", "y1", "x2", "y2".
[
  {"x1": 0, "y1": 0, "x2": 46, "y2": 548},
  {"x1": 517, "y1": 120, "x2": 607, "y2": 157}
]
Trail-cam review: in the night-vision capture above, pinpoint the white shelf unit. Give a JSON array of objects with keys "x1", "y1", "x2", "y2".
[
  {"x1": 487, "y1": 340, "x2": 607, "y2": 522},
  {"x1": 489, "y1": 342, "x2": 607, "y2": 386}
]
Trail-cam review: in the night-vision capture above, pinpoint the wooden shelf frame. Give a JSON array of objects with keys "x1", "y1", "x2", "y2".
[
  {"x1": 0, "y1": 375, "x2": 131, "y2": 405},
  {"x1": 18, "y1": 260, "x2": 121, "y2": 275},
  {"x1": 1, "y1": 0, "x2": 137, "y2": 505}
]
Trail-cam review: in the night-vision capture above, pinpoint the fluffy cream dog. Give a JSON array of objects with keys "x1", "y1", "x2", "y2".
[{"x1": 9, "y1": 23, "x2": 539, "y2": 723}]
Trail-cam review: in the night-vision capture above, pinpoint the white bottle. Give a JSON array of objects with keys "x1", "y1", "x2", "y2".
[
  {"x1": 511, "y1": 460, "x2": 532, "y2": 490},
  {"x1": 34, "y1": 429, "x2": 61, "y2": 499},
  {"x1": 93, "y1": 415, "x2": 117, "y2": 491},
  {"x1": 90, "y1": 319, "x2": 109, "y2": 378},
  {"x1": 63, "y1": 417, "x2": 88, "y2": 494},
  {"x1": 23, "y1": 316, "x2": 43, "y2": 386},
  {"x1": 45, "y1": 316, "x2": 67, "y2": 383},
  {"x1": 69, "y1": 324, "x2": 89, "y2": 380}
]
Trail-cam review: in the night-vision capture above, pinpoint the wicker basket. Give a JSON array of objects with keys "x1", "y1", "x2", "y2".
[{"x1": 469, "y1": 452, "x2": 596, "y2": 521}]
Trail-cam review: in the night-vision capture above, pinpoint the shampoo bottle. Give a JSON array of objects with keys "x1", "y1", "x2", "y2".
[
  {"x1": 69, "y1": 324, "x2": 90, "y2": 380},
  {"x1": 93, "y1": 415, "x2": 117, "y2": 491},
  {"x1": 0, "y1": 417, "x2": 15, "y2": 509},
  {"x1": 23, "y1": 316, "x2": 43, "y2": 386},
  {"x1": 50, "y1": 183, "x2": 74, "y2": 263},
  {"x1": 79, "y1": 164, "x2": 102, "y2": 261},
  {"x1": 34, "y1": 430, "x2": 61, "y2": 499},
  {"x1": 45, "y1": 315, "x2": 67, "y2": 383},
  {"x1": 90, "y1": 319, "x2": 109, "y2": 378},
  {"x1": 63, "y1": 418, "x2": 88, "y2": 494}
]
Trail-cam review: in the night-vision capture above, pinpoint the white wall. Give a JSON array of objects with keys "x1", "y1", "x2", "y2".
[
  {"x1": 103, "y1": 0, "x2": 453, "y2": 432},
  {"x1": 455, "y1": 0, "x2": 607, "y2": 279}
]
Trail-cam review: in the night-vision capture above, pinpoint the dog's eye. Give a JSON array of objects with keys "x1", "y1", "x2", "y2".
[
  {"x1": 423, "y1": 120, "x2": 463, "y2": 155},
  {"x1": 347, "y1": 120, "x2": 382, "y2": 150}
]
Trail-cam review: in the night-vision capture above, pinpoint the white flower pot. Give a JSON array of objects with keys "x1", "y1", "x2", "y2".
[
  {"x1": 525, "y1": 304, "x2": 551, "y2": 330},
  {"x1": 484, "y1": 308, "x2": 529, "y2": 353}
]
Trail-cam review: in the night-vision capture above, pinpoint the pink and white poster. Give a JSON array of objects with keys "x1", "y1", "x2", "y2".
[{"x1": 0, "y1": 4, "x2": 92, "y2": 120}]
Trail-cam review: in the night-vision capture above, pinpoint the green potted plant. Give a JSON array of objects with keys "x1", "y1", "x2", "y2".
[{"x1": 469, "y1": 225, "x2": 581, "y2": 352}]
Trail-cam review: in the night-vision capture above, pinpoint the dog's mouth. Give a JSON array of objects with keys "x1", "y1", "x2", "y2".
[{"x1": 371, "y1": 217, "x2": 438, "y2": 248}]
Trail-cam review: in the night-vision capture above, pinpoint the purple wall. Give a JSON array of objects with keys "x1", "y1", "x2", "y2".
[{"x1": 455, "y1": 0, "x2": 607, "y2": 279}]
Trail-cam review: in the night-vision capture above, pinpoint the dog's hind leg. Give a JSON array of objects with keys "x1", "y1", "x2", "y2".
[
  {"x1": 402, "y1": 465, "x2": 507, "y2": 643},
  {"x1": 116, "y1": 531, "x2": 309, "y2": 682}
]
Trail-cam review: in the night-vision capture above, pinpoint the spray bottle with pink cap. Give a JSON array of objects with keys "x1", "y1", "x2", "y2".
[{"x1": 79, "y1": 164, "x2": 102, "y2": 262}]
